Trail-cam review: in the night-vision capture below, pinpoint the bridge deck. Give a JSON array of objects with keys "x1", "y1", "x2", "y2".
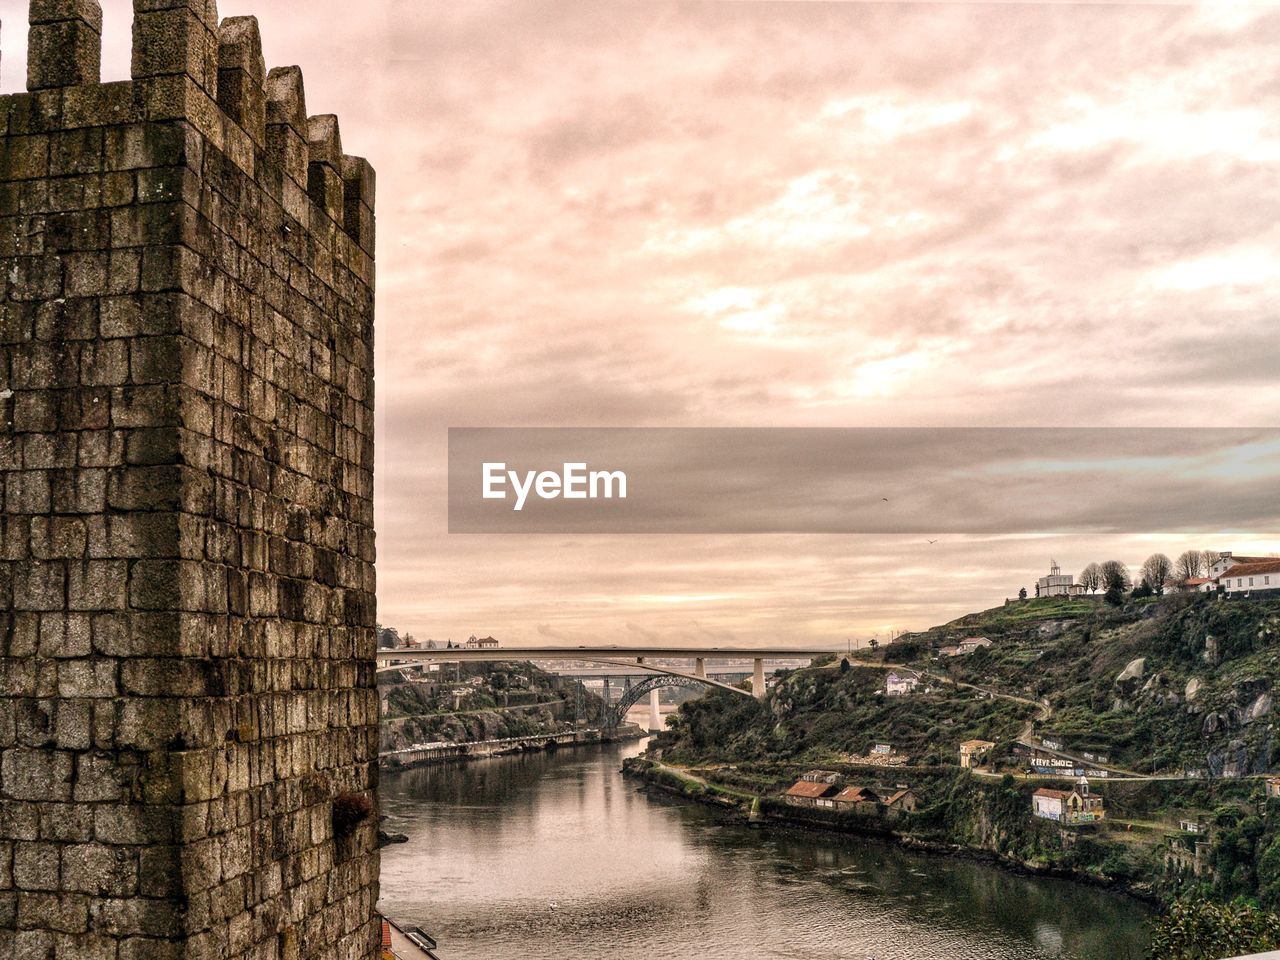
[{"x1": 376, "y1": 645, "x2": 833, "y2": 663}]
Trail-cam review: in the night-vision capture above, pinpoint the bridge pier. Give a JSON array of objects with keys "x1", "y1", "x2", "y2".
[
  {"x1": 753, "y1": 658, "x2": 766, "y2": 699},
  {"x1": 649, "y1": 689, "x2": 663, "y2": 732},
  {"x1": 695, "y1": 657, "x2": 706, "y2": 678}
]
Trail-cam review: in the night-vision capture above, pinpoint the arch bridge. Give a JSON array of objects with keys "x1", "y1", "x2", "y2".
[
  {"x1": 602, "y1": 673, "x2": 712, "y2": 732},
  {"x1": 374, "y1": 645, "x2": 831, "y2": 731}
]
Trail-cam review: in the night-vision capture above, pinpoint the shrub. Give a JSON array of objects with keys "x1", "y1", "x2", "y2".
[{"x1": 1149, "y1": 899, "x2": 1280, "y2": 959}]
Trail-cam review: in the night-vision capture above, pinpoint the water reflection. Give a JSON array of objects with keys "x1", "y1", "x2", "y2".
[{"x1": 378, "y1": 739, "x2": 1149, "y2": 960}]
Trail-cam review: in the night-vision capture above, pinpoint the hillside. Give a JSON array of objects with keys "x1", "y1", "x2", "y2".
[
  {"x1": 379, "y1": 659, "x2": 603, "y2": 751},
  {"x1": 647, "y1": 592, "x2": 1280, "y2": 908},
  {"x1": 880, "y1": 593, "x2": 1280, "y2": 776}
]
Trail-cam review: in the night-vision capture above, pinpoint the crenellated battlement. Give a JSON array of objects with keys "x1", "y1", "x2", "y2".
[{"x1": 6, "y1": 0, "x2": 375, "y2": 259}]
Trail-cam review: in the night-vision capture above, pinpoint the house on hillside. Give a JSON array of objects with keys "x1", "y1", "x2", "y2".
[
  {"x1": 785, "y1": 780, "x2": 840, "y2": 808},
  {"x1": 959, "y1": 739, "x2": 995, "y2": 769},
  {"x1": 938, "y1": 645, "x2": 960, "y2": 658},
  {"x1": 1174, "y1": 577, "x2": 1215, "y2": 593},
  {"x1": 956, "y1": 637, "x2": 993, "y2": 655},
  {"x1": 832, "y1": 786, "x2": 879, "y2": 814},
  {"x1": 466, "y1": 635, "x2": 500, "y2": 649},
  {"x1": 1219, "y1": 559, "x2": 1280, "y2": 596},
  {"x1": 800, "y1": 769, "x2": 844, "y2": 785},
  {"x1": 1032, "y1": 777, "x2": 1105, "y2": 824},
  {"x1": 1266, "y1": 778, "x2": 1280, "y2": 799},
  {"x1": 1209, "y1": 552, "x2": 1275, "y2": 580},
  {"x1": 880, "y1": 788, "x2": 919, "y2": 815},
  {"x1": 885, "y1": 672, "x2": 920, "y2": 696}
]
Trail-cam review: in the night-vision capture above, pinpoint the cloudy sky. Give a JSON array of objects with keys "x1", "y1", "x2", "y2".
[{"x1": 4, "y1": 1, "x2": 1279, "y2": 646}]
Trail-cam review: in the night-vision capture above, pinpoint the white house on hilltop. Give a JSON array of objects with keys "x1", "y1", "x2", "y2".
[
  {"x1": 1036, "y1": 561, "x2": 1086, "y2": 598},
  {"x1": 1209, "y1": 552, "x2": 1274, "y2": 580},
  {"x1": 1219, "y1": 559, "x2": 1280, "y2": 595},
  {"x1": 1176, "y1": 552, "x2": 1280, "y2": 595}
]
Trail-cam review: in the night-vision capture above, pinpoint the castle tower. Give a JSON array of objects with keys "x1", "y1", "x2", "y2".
[{"x1": 0, "y1": 3, "x2": 379, "y2": 957}]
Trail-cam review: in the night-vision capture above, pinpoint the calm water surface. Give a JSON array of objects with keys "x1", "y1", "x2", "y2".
[{"x1": 378, "y1": 739, "x2": 1150, "y2": 960}]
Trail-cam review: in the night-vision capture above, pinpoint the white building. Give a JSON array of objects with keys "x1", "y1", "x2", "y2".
[
  {"x1": 1036, "y1": 561, "x2": 1086, "y2": 598},
  {"x1": 1219, "y1": 560, "x2": 1280, "y2": 595},
  {"x1": 1032, "y1": 777, "x2": 1105, "y2": 824},
  {"x1": 1209, "y1": 552, "x2": 1274, "y2": 580},
  {"x1": 885, "y1": 672, "x2": 920, "y2": 696}
]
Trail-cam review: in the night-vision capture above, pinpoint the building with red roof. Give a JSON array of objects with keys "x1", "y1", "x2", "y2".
[{"x1": 785, "y1": 779, "x2": 840, "y2": 808}]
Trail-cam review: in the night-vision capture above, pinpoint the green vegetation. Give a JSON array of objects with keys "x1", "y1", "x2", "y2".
[
  {"x1": 645, "y1": 592, "x2": 1280, "y2": 935},
  {"x1": 1149, "y1": 899, "x2": 1280, "y2": 959},
  {"x1": 856, "y1": 594, "x2": 1280, "y2": 775},
  {"x1": 378, "y1": 659, "x2": 601, "y2": 750},
  {"x1": 662, "y1": 665, "x2": 1032, "y2": 766}
]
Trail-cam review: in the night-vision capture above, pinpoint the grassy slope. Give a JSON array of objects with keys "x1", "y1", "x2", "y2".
[
  {"x1": 652, "y1": 593, "x2": 1280, "y2": 905},
  {"x1": 854, "y1": 594, "x2": 1280, "y2": 775}
]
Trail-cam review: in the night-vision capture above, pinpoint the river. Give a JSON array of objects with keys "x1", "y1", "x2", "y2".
[{"x1": 377, "y1": 738, "x2": 1151, "y2": 960}]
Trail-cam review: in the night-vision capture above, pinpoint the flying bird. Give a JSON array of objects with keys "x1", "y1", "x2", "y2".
[{"x1": 927, "y1": 539, "x2": 939, "y2": 544}]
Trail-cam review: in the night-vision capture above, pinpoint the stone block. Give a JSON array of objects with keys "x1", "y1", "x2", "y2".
[
  {"x1": 13, "y1": 562, "x2": 64, "y2": 611},
  {"x1": 27, "y1": 5, "x2": 102, "y2": 92},
  {"x1": 36, "y1": 613, "x2": 91, "y2": 658},
  {"x1": 60, "y1": 844, "x2": 136, "y2": 897},
  {"x1": 16, "y1": 891, "x2": 88, "y2": 935},
  {"x1": 1, "y1": 750, "x2": 72, "y2": 803},
  {"x1": 131, "y1": 9, "x2": 219, "y2": 97},
  {"x1": 67, "y1": 560, "x2": 128, "y2": 610},
  {"x1": 37, "y1": 804, "x2": 92, "y2": 843},
  {"x1": 54, "y1": 660, "x2": 116, "y2": 699}
]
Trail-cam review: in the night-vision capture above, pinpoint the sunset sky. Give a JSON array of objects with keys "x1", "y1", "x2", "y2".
[{"x1": 3, "y1": 1, "x2": 1278, "y2": 647}]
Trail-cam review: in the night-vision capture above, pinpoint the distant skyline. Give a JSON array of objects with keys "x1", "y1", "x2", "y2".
[{"x1": 4, "y1": 1, "x2": 1277, "y2": 645}]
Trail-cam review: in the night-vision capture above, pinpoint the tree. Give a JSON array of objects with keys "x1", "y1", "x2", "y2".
[
  {"x1": 1018, "y1": 587, "x2": 1028, "y2": 600},
  {"x1": 1079, "y1": 562, "x2": 1103, "y2": 593},
  {"x1": 1149, "y1": 899, "x2": 1280, "y2": 959},
  {"x1": 1176, "y1": 550, "x2": 1207, "y2": 582},
  {"x1": 868, "y1": 637, "x2": 879, "y2": 652},
  {"x1": 1100, "y1": 560, "x2": 1131, "y2": 593},
  {"x1": 1141, "y1": 553, "x2": 1174, "y2": 596}
]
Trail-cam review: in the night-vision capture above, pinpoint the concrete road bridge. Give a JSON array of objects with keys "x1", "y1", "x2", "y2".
[{"x1": 375, "y1": 646, "x2": 833, "y2": 731}]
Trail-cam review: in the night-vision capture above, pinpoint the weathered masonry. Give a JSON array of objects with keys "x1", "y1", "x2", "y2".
[{"x1": 0, "y1": 2, "x2": 378, "y2": 958}]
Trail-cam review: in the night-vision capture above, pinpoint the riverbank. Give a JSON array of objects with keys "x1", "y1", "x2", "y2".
[
  {"x1": 380, "y1": 723, "x2": 646, "y2": 771},
  {"x1": 621, "y1": 755, "x2": 1163, "y2": 909}
]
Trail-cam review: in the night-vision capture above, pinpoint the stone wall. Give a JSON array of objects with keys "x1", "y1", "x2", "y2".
[{"x1": 0, "y1": 2, "x2": 379, "y2": 958}]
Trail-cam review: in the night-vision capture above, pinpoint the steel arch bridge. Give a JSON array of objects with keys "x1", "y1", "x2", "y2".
[{"x1": 604, "y1": 674, "x2": 712, "y2": 731}]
